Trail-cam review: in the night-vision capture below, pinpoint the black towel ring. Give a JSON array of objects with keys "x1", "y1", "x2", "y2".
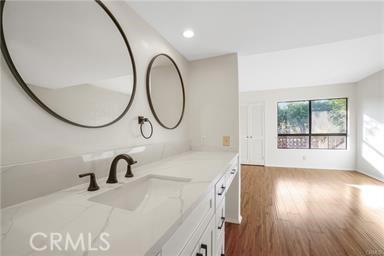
[{"x1": 138, "y1": 116, "x2": 153, "y2": 139}]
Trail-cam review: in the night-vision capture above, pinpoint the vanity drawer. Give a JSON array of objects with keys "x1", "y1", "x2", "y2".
[
  {"x1": 216, "y1": 231, "x2": 225, "y2": 256},
  {"x1": 191, "y1": 216, "x2": 215, "y2": 256},
  {"x1": 215, "y1": 174, "x2": 227, "y2": 208},
  {"x1": 162, "y1": 189, "x2": 214, "y2": 256},
  {"x1": 215, "y1": 199, "x2": 225, "y2": 243},
  {"x1": 226, "y1": 165, "x2": 237, "y2": 190}
]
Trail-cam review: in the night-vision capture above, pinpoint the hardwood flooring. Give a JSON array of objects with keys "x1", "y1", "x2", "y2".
[{"x1": 225, "y1": 165, "x2": 384, "y2": 256}]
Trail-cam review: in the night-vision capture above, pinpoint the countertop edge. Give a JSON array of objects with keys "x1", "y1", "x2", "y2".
[{"x1": 145, "y1": 152, "x2": 239, "y2": 256}]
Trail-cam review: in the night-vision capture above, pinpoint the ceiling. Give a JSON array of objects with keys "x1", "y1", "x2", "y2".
[
  {"x1": 239, "y1": 34, "x2": 384, "y2": 91},
  {"x1": 129, "y1": 2, "x2": 383, "y2": 60},
  {"x1": 129, "y1": 2, "x2": 383, "y2": 91}
]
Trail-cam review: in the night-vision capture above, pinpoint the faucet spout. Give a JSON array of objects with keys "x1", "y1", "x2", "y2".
[{"x1": 106, "y1": 154, "x2": 137, "y2": 183}]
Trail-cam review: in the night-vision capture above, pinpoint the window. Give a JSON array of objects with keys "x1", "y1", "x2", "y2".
[{"x1": 277, "y1": 98, "x2": 348, "y2": 149}]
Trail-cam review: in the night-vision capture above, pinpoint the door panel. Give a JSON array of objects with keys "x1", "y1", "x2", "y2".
[
  {"x1": 247, "y1": 103, "x2": 265, "y2": 165},
  {"x1": 248, "y1": 103, "x2": 264, "y2": 165},
  {"x1": 240, "y1": 105, "x2": 249, "y2": 164},
  {"x1": 248, "y1": 138, "x2": 264, "y2": 165},
  {"x1": 249, "y1": 104, "x2": 264, "y2": 138},
  {"x1": 240, "y1": 103, "x2": 265, "y2": 165}
]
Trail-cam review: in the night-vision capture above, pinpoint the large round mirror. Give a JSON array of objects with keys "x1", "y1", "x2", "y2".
[
  {"x1": 146, "y1": 54, "x2": 185, "y2": 129},
  {"x1": 1, "y1": 0, "x2": 136, "y2": 128}
]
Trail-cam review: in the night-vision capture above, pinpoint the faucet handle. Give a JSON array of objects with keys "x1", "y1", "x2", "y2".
[
  {"x1": 79, "y1": 172, "x2": 100, "y2": 191},
  {"x1": 125, "y1": 159, "x2": 137, "y2": 178}
]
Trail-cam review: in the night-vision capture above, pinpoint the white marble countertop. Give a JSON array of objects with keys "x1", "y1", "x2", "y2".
[{"x1": 1, "y1": 151, "x2": 238, "y2": 256}]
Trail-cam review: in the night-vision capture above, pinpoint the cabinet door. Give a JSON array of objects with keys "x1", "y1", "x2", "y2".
[
  {"x1": 216, "y1": 232, "x2": 225, "y2": 256},
  {"x1": 164, "y1": 191, "x2": 214, "y2": 256},
  {"x1": 240, "y1": 104, "x2": 249, "y2": 164},
  {"x1": 192, "y1": 217, "x2": 214, "y2": 256},
  {"x1": 215, "y1": 200, "x2": 225, "y2": 246},
  {"x1": 248, "y1": 103, "x2": 265, "y2": 165}
]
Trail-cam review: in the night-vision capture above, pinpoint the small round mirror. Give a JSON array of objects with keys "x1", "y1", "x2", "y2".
[{"x1": 146, "y1": 54, "x2": 185, "y2": 129}]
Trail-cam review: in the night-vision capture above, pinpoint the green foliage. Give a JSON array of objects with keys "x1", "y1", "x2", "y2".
[
  {"x1": 278, "y1": 99, "x2": 347, "y2": 134},
  {"x1": 312, "y1": 99, "x2": 346, "y2": 132},
  {"x1": 278, "y1": 102, "x2": 309, "y2": 133}
]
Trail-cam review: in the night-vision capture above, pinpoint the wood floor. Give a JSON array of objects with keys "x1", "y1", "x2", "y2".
[{"x1": 225, "y1": 165, "x2": 384, "y2": 256}]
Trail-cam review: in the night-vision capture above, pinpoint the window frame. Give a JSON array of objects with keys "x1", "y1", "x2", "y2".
[{"x1": 277, "y1": 97, "x2": 348, "y2": 150}]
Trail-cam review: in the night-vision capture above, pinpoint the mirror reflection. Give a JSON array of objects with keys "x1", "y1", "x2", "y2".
[
  {"x1": 147, "y1": 54, "x2": 185, "y2": 129},
  {"x1": 2, "y1": 1, "x2": 136, "y2": 127}
]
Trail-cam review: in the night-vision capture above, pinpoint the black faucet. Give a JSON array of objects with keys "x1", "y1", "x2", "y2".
[
  {"x1": 79, "y1": 172, "x2": 100, "y2": 191},
  {"x1": 106, "y1": 154, "x2": 137, "y2": 183}
]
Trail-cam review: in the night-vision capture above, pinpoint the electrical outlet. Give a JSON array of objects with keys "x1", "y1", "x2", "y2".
[{"x1": 223, "y1": 136, "x2": 230, "y2": 146}]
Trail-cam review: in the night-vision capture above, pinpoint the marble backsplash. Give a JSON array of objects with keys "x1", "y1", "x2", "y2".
[{"x1": 1, "y1": 141, "x2": 190, "y2": 208}]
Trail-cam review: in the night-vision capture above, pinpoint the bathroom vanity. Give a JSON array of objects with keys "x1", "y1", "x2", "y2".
[
  {"x1": 1, "y1": 151, "x2": 240, "y2": 256},
  {"x1": 160, "y1": 153, "x2": 239, "y2": 256},
  {"x1": 1, "y1": 2, "x2": 241, "y2": 255}
]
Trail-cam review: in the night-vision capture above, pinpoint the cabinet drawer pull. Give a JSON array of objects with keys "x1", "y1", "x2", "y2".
[
  {"x1": 218, "y1": 185, "x2": 226, "y2": 196},
  {"x1": 218, "y1": 216, "x2": 225, "y2": 230},
  {"x1": 201, "y1": 244, "x2": 208, "y2": 256}
]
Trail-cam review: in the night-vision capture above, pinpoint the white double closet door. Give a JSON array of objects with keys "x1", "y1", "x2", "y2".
[{"x1": 240, "y1": 103, "x2": 265, "y2": 165}]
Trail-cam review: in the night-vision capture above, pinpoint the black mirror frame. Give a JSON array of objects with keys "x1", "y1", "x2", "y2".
[
  {"x1": 146, "y1": 53, "x2": 185, "y2": 130},
  {"x1": 0, "y1": 0, "x2": 137, "y2": 128}
]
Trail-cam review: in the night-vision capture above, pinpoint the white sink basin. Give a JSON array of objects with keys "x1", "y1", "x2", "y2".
[{"x1": 89, "y1": 175, "x2": 191, "y2": 211}]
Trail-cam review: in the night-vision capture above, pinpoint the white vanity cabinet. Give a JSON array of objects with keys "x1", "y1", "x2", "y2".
[
  {"x1": 215, "y1": 199, "x2": 225, "y2": 248},
  {"x1": 226, "y1": 164, "x2": 238, "y2": 191},
  {"x1": 1, "y1": 152, "x2": 240, "y2": 256},
  {"x1": 191, "y1": 217, "x2": 215, "y2": 256},
  {"x1": 160, "y1": 157, "x2": 240, "y2": 256}
]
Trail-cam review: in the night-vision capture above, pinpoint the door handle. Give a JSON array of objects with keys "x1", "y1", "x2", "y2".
[{"x1": 230, "y1": 168, "x2": 236, "y2": 174}]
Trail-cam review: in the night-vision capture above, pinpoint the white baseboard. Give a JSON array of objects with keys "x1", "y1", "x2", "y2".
[
  {"x1": 265, "y1": 164, "x2": 355, "y2": 172},
  {"x1": 226, "y1": 215, "x2": 242, "y2": 224},
  {"x1": 356, "y1": 169, "x2": 384, "y2": 182}
]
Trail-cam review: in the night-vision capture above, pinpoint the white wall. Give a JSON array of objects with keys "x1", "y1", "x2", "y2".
[
  {"x1": 188, "y1": 54, "x2": 239, "y2": 152},
  {"x1": 1, "y1": 2, "x2": 192, "y2": 206},
  {"x1": 356, "y1": 70, "x2": 384, "y2": 181},
  {"x1": 1, "y1": 1, "x2": 189, "y2": 166},
  {"x1": 1, "y1": 2, "x2": 244, "y2": 207},
  {"x1": 240, "y1": 83, "x2": 356, "y2": 170}
]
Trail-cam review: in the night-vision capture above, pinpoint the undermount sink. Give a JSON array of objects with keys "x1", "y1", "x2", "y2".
[{"x1": 89, "y1": 175, "x2": 191, "y2": 211}]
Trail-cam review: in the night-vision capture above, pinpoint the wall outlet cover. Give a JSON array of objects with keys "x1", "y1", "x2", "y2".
[{"x1": 223, "y1": 136, "x2": 230, "y2": 146}]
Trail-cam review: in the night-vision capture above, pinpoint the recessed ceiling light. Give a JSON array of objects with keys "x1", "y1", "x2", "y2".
[{"x1": 182, "y1": 29, "x2": 194, "y2": 38}]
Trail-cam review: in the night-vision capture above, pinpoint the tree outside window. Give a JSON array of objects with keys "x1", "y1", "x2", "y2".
[{"x1": 277, "y1": 98, "x2": 348, "y2": 150}]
